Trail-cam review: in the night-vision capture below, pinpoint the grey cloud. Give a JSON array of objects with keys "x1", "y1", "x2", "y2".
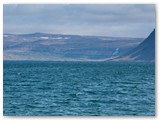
[{"x1": 3, "y1": 4, "x2": 155, "y2": 37}]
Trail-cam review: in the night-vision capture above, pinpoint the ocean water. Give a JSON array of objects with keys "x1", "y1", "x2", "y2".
[{"x1": 3, "y1": 61, "x2": 155, "y2": 116}]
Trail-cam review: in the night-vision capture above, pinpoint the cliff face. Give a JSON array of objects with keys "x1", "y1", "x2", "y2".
[{"x1": 113, "y1": 29, "x2": 155, "y2": 62}]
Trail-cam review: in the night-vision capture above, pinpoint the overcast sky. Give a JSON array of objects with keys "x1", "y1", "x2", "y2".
[{"x1": 3, "y1": 4, "x2": 155, "y2": 37}]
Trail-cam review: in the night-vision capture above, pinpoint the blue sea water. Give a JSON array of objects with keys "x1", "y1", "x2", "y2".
[{"x1": 3, "y1": 61, "x2": 155, "y2": 116}]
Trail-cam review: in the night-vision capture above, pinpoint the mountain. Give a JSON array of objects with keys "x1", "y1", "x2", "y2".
[
  {"x1": 112, "y1": 29, "x2": 155, "y2": 62},
  {"x1": 3, "y1": 33, "x2": 143, "y2": 61}
]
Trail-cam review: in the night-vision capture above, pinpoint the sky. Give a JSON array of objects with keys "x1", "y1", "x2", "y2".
[{"x1": 3, "y1": 4, "x2": 155, "y2": 37}]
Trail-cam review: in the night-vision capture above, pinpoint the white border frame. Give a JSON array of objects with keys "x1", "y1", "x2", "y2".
[{"x1": 1, "y1": 0, "x2": 159, "y2": 120}]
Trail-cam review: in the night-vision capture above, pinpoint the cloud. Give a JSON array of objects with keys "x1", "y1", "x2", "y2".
[{"x1": 3, "y1": 4, "x2": 155, "y2": 37}]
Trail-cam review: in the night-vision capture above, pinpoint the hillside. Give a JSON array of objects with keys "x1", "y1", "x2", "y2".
[
  {"x1": 112, "y1": 29, "x2": 155, "y2": 62},
  {"x1": 3, "y1": 33, "x2": 143, "y2": 61}
]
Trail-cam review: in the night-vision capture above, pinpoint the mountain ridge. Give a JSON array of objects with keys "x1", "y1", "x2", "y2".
[
  {"x1": 3, "y1": 33, "x2": 144, "y2": 61},
  {"x1": 111, "y1": 29, "x2": 155, "y2": 62}
]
